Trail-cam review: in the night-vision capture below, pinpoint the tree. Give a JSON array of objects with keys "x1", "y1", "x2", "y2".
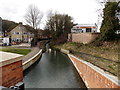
[
  {"x1": 2, "y1": 19, "x2": 18, "y2": 36},
  {"x1": 24, "y1": 5, "x2": 43, "y2": 46},
  {"x1": 24, "y1": 5, "x2": 43, "y2": 30},
  {"x1": 100, "y1": 2, "x2": 119, "y2": 41},
  {"x1": 42, "y1": 29, "x2": 51, "y2": 38},
  {"x1": 45, "y1": 12, "x2": 74, "y2": 44}
]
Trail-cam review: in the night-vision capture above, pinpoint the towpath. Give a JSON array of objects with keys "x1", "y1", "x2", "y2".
[{"x1": 22, "y1": 47, "x2": 40, "y2": 63}]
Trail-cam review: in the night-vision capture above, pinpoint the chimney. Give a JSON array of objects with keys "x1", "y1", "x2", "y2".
[{"x1": 19, "y1": 22, "x2": 23, "y2": 25}]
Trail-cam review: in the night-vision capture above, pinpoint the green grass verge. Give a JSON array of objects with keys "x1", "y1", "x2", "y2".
[
  {"x1": 54, "y1": 42, "x2": 119, "y2": 76},
  {"x1": 0, "y1": 48, "x2": 31, "y2": 55},
  {"x1": 54, "y1": 42, "x2": 118, "y2": 61}
]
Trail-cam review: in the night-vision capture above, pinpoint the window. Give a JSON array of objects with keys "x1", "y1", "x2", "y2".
[
  {"x1": 16, "y1": 38, "x2": 20, "y2": 42},
  {"x1": 23, "y1": 38, "x2": 28, "y2": 42},
  {"x1": 23, "y1": 32, "x2": 27, "y2": 35},
  {"x1": 25, "y1": 38, "x2": 28, "y2": 41},
  {"x1": 86, "y1": 28, "x2": 92, "y2": 32},
  {"x1": 12, "y1": 38, "x2": 20, "y2": 42},
  {"x1": 14, "y1": 32, "x2": 20, "y2": 34}
]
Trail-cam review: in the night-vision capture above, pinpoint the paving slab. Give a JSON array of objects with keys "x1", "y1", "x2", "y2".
[{"x1": 0, "y1": 51, "x2": 23, "y2": 62}]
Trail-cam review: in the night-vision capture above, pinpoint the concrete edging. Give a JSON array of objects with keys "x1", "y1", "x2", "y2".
[
  {"x1": 60, "y1": 49, "x2": 70, "y2": 54},
  {"x1": 0, "y1": 56, "x2": 23, "y2": 67},
  {"x1": 68, "y1": 54, "x2": 120, "y2": 88},
  {"x1": 22, "y1": 49, "x2": 42, "y2": 71}
]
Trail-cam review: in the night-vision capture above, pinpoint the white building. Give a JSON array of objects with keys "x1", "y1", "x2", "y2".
[{"x1": 71, "y1": 24, "x2": 97, "y2": 33}]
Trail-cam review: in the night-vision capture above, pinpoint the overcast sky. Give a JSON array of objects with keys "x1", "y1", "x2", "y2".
[{"x1": 0, "y1": 0, "x2": 101, "y2": 29}]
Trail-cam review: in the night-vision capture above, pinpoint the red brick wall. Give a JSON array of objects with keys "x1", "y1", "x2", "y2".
[
  {"x1": 68, "y1": 33, "x2": 100, "y2": 44},
  {"x1": 0, "y1": 60, "x2": 23, "y2": 88},
  {"x1": 68, "y1": 55, "x2": 120, "y2": 88}
]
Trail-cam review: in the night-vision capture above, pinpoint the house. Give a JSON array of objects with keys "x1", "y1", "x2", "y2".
[
  {"x1": 68, "y1": 24, "x2": 100, "y2": 44},
  {"x1": 10, "y1": 22, "x2": 34, "y2": 43},
  {"x1": 71, "y1": 24, "x2": 97, "y2": 33}
]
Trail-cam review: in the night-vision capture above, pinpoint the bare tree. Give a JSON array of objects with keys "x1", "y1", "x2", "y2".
[
  {"x1": 24, "y1": 5, "x2": 43, "y2": 30},
  {"x1": 24, "y1": 5, "x2": 43, "y2": 46}
]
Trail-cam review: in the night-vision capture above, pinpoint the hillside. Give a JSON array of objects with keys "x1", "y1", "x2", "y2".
[{"x1": 2, "y1": 19, "x2": 18, "y2": 33}]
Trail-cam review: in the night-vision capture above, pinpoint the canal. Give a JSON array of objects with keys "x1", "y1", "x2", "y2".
[{"x1": 24, "y1": 50, "x2": 86, "y2": 88}]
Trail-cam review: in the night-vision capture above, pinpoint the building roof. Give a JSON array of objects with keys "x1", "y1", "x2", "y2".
[
  {"x1": 10, "y1": 23, "x2": 34, "y2": 34},
  {"x1": 11, "y1": 24, "x2": 27, "y2": 32},
  {"x1": 72, "y1": 24, "x2": 98, "y2": 29},
  {"x1": 74, "y1": 24, "x2": 97, "y2": 27}
]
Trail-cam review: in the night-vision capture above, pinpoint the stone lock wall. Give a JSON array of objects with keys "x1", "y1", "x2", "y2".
[
  {"x1": 68, "y1": 54, "x2": 120, "y2": 88},
  {"x1": 0, "y1": 60, "x2": 23, "y2": 87}
]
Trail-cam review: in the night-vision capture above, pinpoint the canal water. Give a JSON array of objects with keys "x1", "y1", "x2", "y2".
[{"x1": 24, "y1": 50, "x2": 86, "y2": 88}]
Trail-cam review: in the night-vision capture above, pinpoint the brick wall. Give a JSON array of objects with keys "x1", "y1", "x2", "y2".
[
  {"x1": 68, "y1": 33, "x2": 100, "y2": 44},
  {"x1": 68, "y1": 54, "x2": 120, "y2": 88},
  {"x1": 0, "y1": 60, "x2": 23, "y2": 88}
]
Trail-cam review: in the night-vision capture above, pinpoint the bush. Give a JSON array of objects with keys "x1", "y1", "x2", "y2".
[{"x1": 91, "y1": 39, "x2": 103, "y2": 47}]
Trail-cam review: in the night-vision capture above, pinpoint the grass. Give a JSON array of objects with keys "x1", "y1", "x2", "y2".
[
  {"x1": 54, "y1": 42, "x2": 119, "y2": 76},
  {"x1": 0, "y1": 47, "x2": 31, "y2": 55},
  {"x1": 54, "y1": 42, "x2": 118, "y2": 61}
]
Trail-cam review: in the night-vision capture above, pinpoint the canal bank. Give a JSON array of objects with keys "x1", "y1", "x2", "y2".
[
  {"x1": 0, "y1": 47, "x2": 43, "y2": 89},
  {"x1": 58, "y1": 48, "x2": 120, "y2": 88},
  {"x1": 24, "y1": 50, "x2": 87, "y2": 88},
  {"x1": 22, "y1": 47, "x2": 42, "y2": 71}
]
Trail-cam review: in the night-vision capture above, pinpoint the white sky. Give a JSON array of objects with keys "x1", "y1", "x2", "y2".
[{"x1": 0, "y1": 0, "x2": 101, "y2": 29}]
